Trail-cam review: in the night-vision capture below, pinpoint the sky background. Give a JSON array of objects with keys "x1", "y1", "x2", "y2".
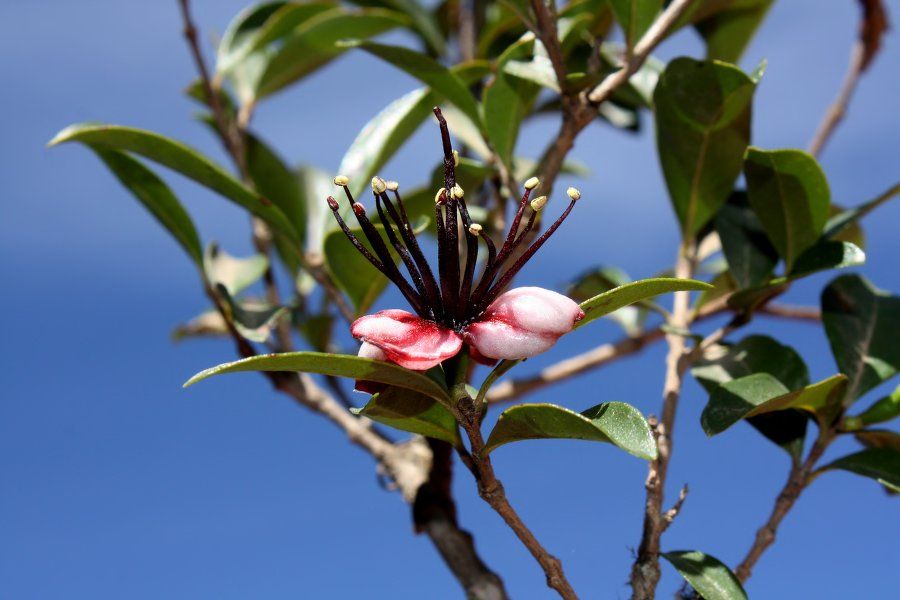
[{"x1": 2, "y1": 0, "x2": 898, "y2": 598}]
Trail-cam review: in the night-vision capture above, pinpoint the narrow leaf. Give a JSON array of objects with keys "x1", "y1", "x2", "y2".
[
  {"x1": 49, "y1": 124, "x2": 299, "y2": 241},
  {"x1": 662, "y1": 551, "x2": 747, "y2": 600},
  {"x1": 355, "y1": 386, "x2": 461, "y2": 446},
  {"x1": 608, "y1": 0, "x2": 662, "y2": 49},
  {"x1": 204, "y1": 243, "x2": 269, "y2": 296},
  {"x1": 577, "y1": 278, "x2": 712, "y2": 328},
  {"x1": 184, "y1": 351, "x2": 451, "y2": 404},
  {"x1": 484, "y1": 402, "x2": 657, "y2": 460},
  {"x1": 855, "y1": 385, "x2": 900, "y2": 426},
  {"x1": 90, "y1": 149, "x2": 203, "y2": 266}
]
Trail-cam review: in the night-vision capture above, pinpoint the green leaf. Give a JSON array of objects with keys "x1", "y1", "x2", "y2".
[
  {"x1": 49, "y1": 124, "x2": 299, "y2": 242},
  {"x1": 661, "y1": 551, "x2": 747, "y2": 600},
  {"x1": 215, "y1": 283, "x2": 287, "y2": 343},
  {"x1": 714, "y1": 197, "x2": 778, "y2": 288},
  {"x1": 254, "y1": 8, "x2": 409, "y2": 100},
  {"x1": 855, "y1": 385, "x2": 900, "y2": 426},
  {"x1": 743, "y1": 148, "x2": 831, "y2": 269},
  {"x1": 568, "y1": 266, "x2": 653, "y2": 334},
  {"x1": 484, "y1": 401, "x2": 657, "y2": 460},
  {"x1": 855, "y1": 429, "x2": 900, "y2": 452},
  {"x1": 297, "y1": 165, "x2": 336, "y2": 253},
  {"x1": 577, "y1": 278, "x2": 712, "y2": 328},
  {"x1": 693, "y1": 0, "x2": 774, "y2": 63},
  {"x1": 204, "y1": 243, "x2": 268, "y2": 296},
  {"x1": 245, "y1": 133, "x2": 308, "y2": 269},
  {"x1": 789, "y1": 241, "x2": 865, "y2": 278},
  {"x1": 354, "y1": 386, "x2": 461, "y2": 446},
  {"x1": 822, "y1": 274, "x2": 900, "y2": 402},
  {"x1": 822, "y1": 448, "x2": 900, "y2": 489},
  {"x1": 823, "y1": 182, "x2": 900, "y2": 242},
  {"x1": 184, "y1": 351, "x2": 451, "y2": 404},
  {"x1": 702, "y1": 373, "x2": 848, "y2": 436},
  {"x1": 654, "y1": 58, "x2": 756, "y2": 235},
  {"x1": 484, "y1": 34, "x2": 540, "y2": 169},
  {"x1": 608, "y1": 0, "x2": 662, "y2": 49},
  {"x1": 345, "y1": 40, "x2": 483, "y2": 130},
  {"x1": 337, "y1": 61, "x2": 489, "y2": 200},
  {"x1": 89, "y1": 149, "x2": 203, "y2": 266},
  {"x1": 348, "y1": 0, "x2": 446, "y2": 55},
  {"x1": 693, "y1": 335, "x2": 810, "y2": 391}
]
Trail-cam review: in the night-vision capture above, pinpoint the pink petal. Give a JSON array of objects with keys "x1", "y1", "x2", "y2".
[
  {"x1": 351, "y1": 310, "x2": 463, "y2": 370},
  {"x1": 464, "y1": 287, "x2": 584, "y2": 360},
  {"x1": 355, "y1": 342, "x2": 388, "y2": 394}
]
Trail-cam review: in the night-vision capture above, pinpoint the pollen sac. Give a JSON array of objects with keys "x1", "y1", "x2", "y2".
[
  {"x1": 385, "y1": 180, "x2": 399, "y2": 191},
  {"x1": 352, "y1": 202, "x2": 366, "y2": 217},
  {"x1": 468, "y1": 223, "x2": 483, "y2": 235},
  {"x1": 451, "y1": 183, "x2": 464, "y2": 199},
  {"x1": 333, "y1": 175, "x2": 350, "y2": 186},
  {"x1": 371, "y1": 176, "x2": 387, "y2": 194},
  {"x1": 326, "y1": 196, "x2": 339, "y2": 210},
  {"x1": 566, "y1": 187, "x2": 582, "y2": 201},
  {"x1": 452, "y1": 149, "x2": 459, "y2": 166},
  {"x1": 530, "y1": 195, "x2": 548, "y2": 211},
  {"x1": 434, "y1": 187, "x2": 447, "y2": 204},
  {"x1": 524, "y1": 176, "x2": 540, "y2": 190}
]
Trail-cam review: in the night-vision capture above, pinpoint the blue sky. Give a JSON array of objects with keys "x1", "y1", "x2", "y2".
[{"x1": 1, "y1": 1, "x2": 898, "y2": 598}]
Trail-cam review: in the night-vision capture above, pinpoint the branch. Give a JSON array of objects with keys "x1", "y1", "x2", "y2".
[
  {"x1": 734, "y1": 433, "x2": 833, "y2": 582},
  {"x1": 530, "y1": 0, "x2": 569, "y2": 92},
  {"x1": 456, "y1": 388, "x2": 578, "y2": 599},
  {"x1": 587, "y1": 0, "x2": 695, "y2": 105},
  {"x1": 661, "y1": 484, "x2": 689, "y2": 533},
  {"x1": 807, "y1": 0, "x2": 889, "y2": 157},
  {"x1": 630, "y1": 240, "x2": 697, "y2": 600}
]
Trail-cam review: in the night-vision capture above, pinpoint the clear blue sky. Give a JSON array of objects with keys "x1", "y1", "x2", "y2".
[{"x1": 2, "y1": 1, "x2": 898, "y2": 598}]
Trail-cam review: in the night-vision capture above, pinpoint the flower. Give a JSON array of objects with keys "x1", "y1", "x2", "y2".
[{"x1": 327, "y1": 107, "x2": 584, "y2": 382}]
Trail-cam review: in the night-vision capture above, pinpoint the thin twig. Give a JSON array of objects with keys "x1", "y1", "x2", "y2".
[
  {"x1": 530, "y1": 0, "x2": 569, "y2": 92},
  {"x1": 661, "y1": 484, "x2": 689, "y2": 532},
  {"x1": 807, "y1": 0, "x2": 889, "y2": 157}
]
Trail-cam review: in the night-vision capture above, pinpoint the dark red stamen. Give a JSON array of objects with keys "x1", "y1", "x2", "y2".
[
  {"x1": 327, "y1": 196, "x2": 385, "y2": 272},
  {"x1": 375, "y1": 193, "x2": 432, "y2": 319}
]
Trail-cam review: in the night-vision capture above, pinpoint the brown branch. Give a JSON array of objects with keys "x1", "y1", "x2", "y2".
[
  {"x1": 530, "y1": 0, "x2": 569, "y2": 92},
  {"x1": 456, "y1": 390, "x2": 578, "y2": 599},
  {"x1": 807, "y1": 0, "x2": 889, "y2": 157},
  {"x1": 629, "y1": 241, "x2": 696, "y2": 600},
  {"x1": 758, "y1": 303, "x2": 821, "y2": 322},
  {"x1": 661, "y1": 484, "x2": 689, "y2": 533},
  {"x1": 734, "y1": 432, "x2": 833, "y2": 582}
]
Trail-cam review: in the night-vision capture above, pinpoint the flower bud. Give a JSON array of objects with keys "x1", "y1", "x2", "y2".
[
  {"x1": 468, "y1": 223, "x2": 483, "y2": 235},
  {"x1": 530, "y1": 195, "x2": 548, "y2": 211},
  {"x1": 333, "y1": 175, "x2": 349, "y2": 186},
  {"x1": 566, "y1": 186, "x2": 582, "y2": 201},
  {"x1": 524, "y1": 176, "x2": 540, "y2": 190},
  {"x1": 371, "y1": 176, "x2": 387, "y2": 194},
  {"x1": 385, "y1": 180, "x2": 399, "y2": 191}
]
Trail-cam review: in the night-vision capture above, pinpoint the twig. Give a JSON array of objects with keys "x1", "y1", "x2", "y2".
[
  {"x1": 661, "y1": 484, "x2": 689, "y2": 532},
  {"x1": 807, "y1": 0, "x2": 889, "y2": 157},
  {"x1": 530, "y1": 0, "x2": 569, "y2": 92},
  {"x1": 757, "y1": 303, "x2": 821, "y2": 321},
  {"x1": 734, "y1": 432, "x2": 833, "y2": 582},
  {"x1": 629, "y1": 240, "x2": 697, "y2": 600}
]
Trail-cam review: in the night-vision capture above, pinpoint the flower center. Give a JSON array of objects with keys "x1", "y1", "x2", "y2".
[{"x1": 327, "y1": 107, "x2": 581, "y2": 331}]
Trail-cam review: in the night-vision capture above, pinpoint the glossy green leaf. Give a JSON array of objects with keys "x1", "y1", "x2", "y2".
[
  {"x1": 822, "y1": 448, "x2": 900, "y2": 489},
  {"x1": 693, "y1": 335, "x2": 810, "y2": 391},
  {"x1": 823, "y1": 182, "x2": 900, "y2": 242},
  {"x1": 822, "y1": 275, "x2": 900, "y2": 402},
  {"x1": 577, "y1": 278, "x2": 712, "y2": 328},
  {"x1": 254, "y1": 8, "x2": 409, "y2": 100},
  {"x1": 693, "y1": 0, "x2": 774, "y2": 63},
  {"x1": 297, "y1": 165, "x2": 336, "y2": 254},
  {"x1": 855, "y1": 429, "x2": 900, "y2": 452},
  {"x1": 744, "y1": 148, "x2": 831, "y2": 269},
  {"x1": 855, "y1": 385, "x2": 900, "y2": 426},
  {"x1": 345, "y1": 40, "x2": 483, "y2": 130},
  {"x1": 484, "y1": 34, "x2": 540, "y2": 169},
  {"x1": 789, "y1": 241, "x2": 865, "y2": 278},
  {"x1": 503, "y1": 53, "x2": 559, "y2": 92},
  {"x1": 608, "y1": 0, "x2": 662, "y2": 49},
  {"x1": 215, "y1": 283, "x2": 287, "y2": 343},
  {"x1": 184, "y1": 351, "x2": 451, "y2": 404},
  {"x1": 49, "y1": 124, "x2": 298, "y2": 241},
  {"x1": 568, "y1": 267, "x2": 653, "y2": 335},
  {"x1": 661, "y1": 551, "x2": 747, "y2": 600},
  {"x1": 714, "y1": 198, "x2": 778, "y2": 288},
  {"x1": 654, "y1": 58, "x2": 756, "y2": 235},
  {"x1": 484, "y1": 401, "x2": 657, "y2": 460},
  {"x1": 336, "y1": 61, "x2": 490, "y2": 199},
  {"x1": 204, "y1": 243, "x2": 268, "y2": 296},
  {"x1": 90, "y1": 149, "x2": 203, "y2": 266},
  {"x1": 348, "y1": 0, "x2": 446, "y2": 55},
  {"x1": 702, "y1": 373, "x2": 848, "y2": 436},
  {"x1": 354, "y1": 386, "x2": 461, "y2": 446}
]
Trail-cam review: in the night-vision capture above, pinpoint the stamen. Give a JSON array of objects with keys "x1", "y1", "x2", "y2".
[
  {"x1": 530, "y1": 195, "x2": 548, "y2": 211},
  {"x1": 371, "y1": 176, "x2": 387, "y2": 194},
  {"x1": 385, "y1": 180, "x2": 399, "y2": 192},
  {"x1": 333, "y1": 175, "x2": 349, "y2": 186},
  {"x1": 326, "y1": 196, "x2": 385, "y2": 272},
  {"x1": 481, "y1": 197, "x2": 579, "y2": 309},
  {"x1": 459, "y1": 222, "x2": 480, "y2": 310},
  {"x1": 524, "y1": 176, "x2": 540, "y2": 190},
  {"x1": 375, "y1": 193, "x2": 430, "y2": 314},
  {"x1": 352, "y1": 201, "x2": 427, "y2": 316},
  {"x1": 567, "y1": 186, "x2": 582, "y2": 201}
]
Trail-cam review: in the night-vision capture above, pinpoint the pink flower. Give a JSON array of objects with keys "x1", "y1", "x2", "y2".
[
  {"x1": 352, "y1": 287, "x2": 584, "y2": 370},
  {"x1": 329, "y1": 107, "x2": 584, "y2": 385}
]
